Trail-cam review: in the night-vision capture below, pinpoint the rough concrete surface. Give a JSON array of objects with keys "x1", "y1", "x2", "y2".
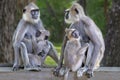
[{"x1": 0, "y1": 67, "x2": 120, "y2": 80}]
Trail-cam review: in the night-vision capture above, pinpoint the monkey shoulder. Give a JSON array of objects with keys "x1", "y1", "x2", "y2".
[{"x1": 80, "y1": 16, "x2": 95, "y2": 28}]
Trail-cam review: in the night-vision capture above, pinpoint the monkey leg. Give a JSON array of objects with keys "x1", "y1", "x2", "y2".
[
  {"x1": 77, "y1": 42, "x2": 93, "y2": 77},
  {"x1": 28, "y1": 54, "x2": 41, "y2": 71},
  {"x1": 64, "y1": 69, "x2": 70, "y2": 80},
  {"x1": 47, "y1": 41, "x2": 59, "y2": 64},
  {"x1": 20, "y1": 42, "x2": 33, "y2": 70},
  {"x1": 12, "y1": 43, "x2": 21, "y2": 71},
  {"x1": 75, "y1": 43, "x2": 89, "y2": 77}
]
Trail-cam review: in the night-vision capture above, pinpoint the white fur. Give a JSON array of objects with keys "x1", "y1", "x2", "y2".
[
  {"x1": 22, "y1": 13, "x2": 40, "y2": 24},
  {"x1": 64, "y1": 3, "x2": 85, "y2": 24}
]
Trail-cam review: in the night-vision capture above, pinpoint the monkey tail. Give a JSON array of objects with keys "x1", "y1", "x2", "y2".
[{"x1": 0, "y1": 63, "x2": 13, "y2": 67}]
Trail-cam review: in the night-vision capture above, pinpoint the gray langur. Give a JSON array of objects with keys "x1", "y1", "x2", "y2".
[
  {"x1": 54, "y1": 2, "x2": 105, "y2": 78},
  {"x1": 12, "y1": 2, "x2": 59, "y2": 71},
  {"x1": 59, "y1": 28, "x2": 88, "y2": 80}
]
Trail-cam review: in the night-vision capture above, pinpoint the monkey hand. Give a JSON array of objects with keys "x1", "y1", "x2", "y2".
[
  {"x1": 53, "y1": 66, "x2": 62, "y2": 77},
  {"x1": 86, "y1": 69, "x2": 94, "y2": 78}
]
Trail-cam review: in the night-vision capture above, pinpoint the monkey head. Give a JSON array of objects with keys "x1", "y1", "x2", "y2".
[
  {"x1": 22, "y1": 2, "x2": 40, "y2": 24},
  {"x1": 36, "y1": 30, "x2": 50, "y2": 41},
  {"x1": 64, "y1": 2, "x2": 85, "y2": 24},
  {"x1": 65, "y1": 28, "x2": 80, "y2": 40}
]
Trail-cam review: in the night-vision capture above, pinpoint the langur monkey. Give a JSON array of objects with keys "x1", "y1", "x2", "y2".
[
  {"x1": 12, "y1": 2, "x2": 59, "y2": 71},
  {"x1": 59, "y1": 28, "x2": 88, "y2": 80},
  {"x1": 54, "y1": 2, "x2": 105, "y2": 78}
]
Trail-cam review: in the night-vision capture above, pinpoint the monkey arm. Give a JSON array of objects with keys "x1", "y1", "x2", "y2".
[
  {"x1": 59, "y1": 36, "x2": 68, "y2": 68},
  {"x1": 32, "y1": 36, "x2": 38, "y2": 54},
  {"x1": 53, "y1": 36, "x2": 68, "y2": 76},
  {"x1": 13, "y1": 20, "x2": 28, "y2": 46},
  {"x1": 12, "y1": 20, "x2": 28, "y2": 71}
]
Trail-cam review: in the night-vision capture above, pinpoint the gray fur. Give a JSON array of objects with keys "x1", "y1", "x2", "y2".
[
  {"x1": 54, "y1": 2, "x2": 105, "y2": 78},
  {"x1": 12, "y1": 3, "x2": 59, "y2": 71}
]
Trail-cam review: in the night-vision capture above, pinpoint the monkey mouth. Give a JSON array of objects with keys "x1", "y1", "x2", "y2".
[{"x1": 32, "y1": 16, "x2": 38, "y2": 19}]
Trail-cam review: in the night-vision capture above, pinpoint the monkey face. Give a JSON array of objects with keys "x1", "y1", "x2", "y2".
[
  {"x1": 36, "y1": 30, "x2": 50, "y2": 41},
  {"x1": 65, "y1": 28, "x2": 80, "y2": 40},
  {"x1": 64, "y1": 2, "x2": 85, "y2": 24},
  {"x1": 22, "y1": 3, "x2": 40, "y2": 23}
]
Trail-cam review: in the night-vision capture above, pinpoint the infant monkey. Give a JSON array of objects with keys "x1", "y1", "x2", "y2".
[
  {"x1": 60, "y1": 28, "x2": 88, "y2": 80},
  {"x1": 21, "y1": 30, "x2": 50, "y2": 70}
]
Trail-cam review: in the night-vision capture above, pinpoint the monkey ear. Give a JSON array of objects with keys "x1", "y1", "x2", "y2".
[
  {"x1": 74, "y1": 8, "x2": 79, "y2": 14},
  {"x1": 23, "y1": 9, "x2": 26, "y2": 13}
]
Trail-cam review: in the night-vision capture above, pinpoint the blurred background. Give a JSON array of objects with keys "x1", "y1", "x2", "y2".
[{"x1": 0, "y1": 0, "x2": 120, "y2": 67}]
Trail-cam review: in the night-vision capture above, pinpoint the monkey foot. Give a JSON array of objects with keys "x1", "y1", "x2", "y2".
[
  {"x1": 77, "y1": 69, "x2": 83, "y2": 77},
  {"x1": 77, "y1": 67, "x2": 88, "y2": 77},
  {"x1": 12, "y1": 65, "x2": 20, "y2": 71},
  {"x1": 86, "y1": 69, "x2": 94, "y2": 78},
  {"x1": 59, "y1": 67, "x2": 66, "y2": 76},
  {"x1": 53, "y1": 67, "x2": 66, "y2": 77}
]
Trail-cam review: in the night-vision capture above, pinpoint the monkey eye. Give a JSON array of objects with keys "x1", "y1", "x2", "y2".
[
  {"x1": 31, "y1": 9, "x2": 39, "y2": 15},
  {"x1": 75, "y1": 8, "x2": 79, "y2": 14},
  {"x1": 23, "y1": 9, "x2": 26, "y2": 13}
]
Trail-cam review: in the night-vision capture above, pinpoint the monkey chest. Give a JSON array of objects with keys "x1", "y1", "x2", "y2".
[
  {"x1": 64, "y1": 42, "x2": 79, "y2": 67},
  {"x1": 23, "y1": 26, "x2": 41, "y2": 52}
]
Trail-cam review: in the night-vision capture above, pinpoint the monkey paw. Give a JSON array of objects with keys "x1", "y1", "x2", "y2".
[
  {"x1": 77, "y1": 69, "x2": 84, "y2": 77},
  {"x1": 53, "y1": 67, "x2": 66, "y2": 77},
  {"x1": 77, "y1": 67, "x2": 88, "y2": 77},
  {"x1": 12, "y1": 65, "x2": 20, "y2": 71},
  {"x1": 59, "y1": 67, "x2": 66, "y2": 76},
  {"x1": 86, "y1": 69, "x2": 94, "y2": 78},
  {"x1": 53, "y1": 68, "x2": 60, "y2": 77}
]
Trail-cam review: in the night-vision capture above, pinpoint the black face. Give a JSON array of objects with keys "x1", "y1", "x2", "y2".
[
  {"x1": 36, "y1": 30, "x2": 41, "y2": 37},
  {"x1": 65, "y1": 10, "x2": 69, "y2": 19},
  {"x1": 36, "y1": 30, "x2": 49, "y2": 40},
  {"x1": 31, "y1": 9, "x2": 39, "y2": 19},
  {"x1": 71, "y1": 30, "x2": 79, "y2": 38}
]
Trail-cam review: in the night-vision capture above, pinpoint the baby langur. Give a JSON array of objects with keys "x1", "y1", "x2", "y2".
[
  {"x1": 21, "y1": 30, "x2": 50, "y2": 71},
  {"x1": 54, "y1": 2, "x2": 105, "y2": 78},
  {"x1": 60, "y1": 28, "x2": 88, "y2": 80}
]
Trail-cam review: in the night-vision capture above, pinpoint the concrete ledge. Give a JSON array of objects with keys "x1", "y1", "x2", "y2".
[{"x1": 0, "y1": 67, "x2": 120, "y2": 80}]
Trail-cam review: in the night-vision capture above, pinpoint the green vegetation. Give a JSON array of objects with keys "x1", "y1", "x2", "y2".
[
  {"x1": 86, "y1": 0, "x2": 106, "y2": 35},
  {"x1": 36, "y1": 0, "x2": 111, "y2": 65},
  {"x1": 37, "y1": 0, "x2": 73, "y2": 42}
]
